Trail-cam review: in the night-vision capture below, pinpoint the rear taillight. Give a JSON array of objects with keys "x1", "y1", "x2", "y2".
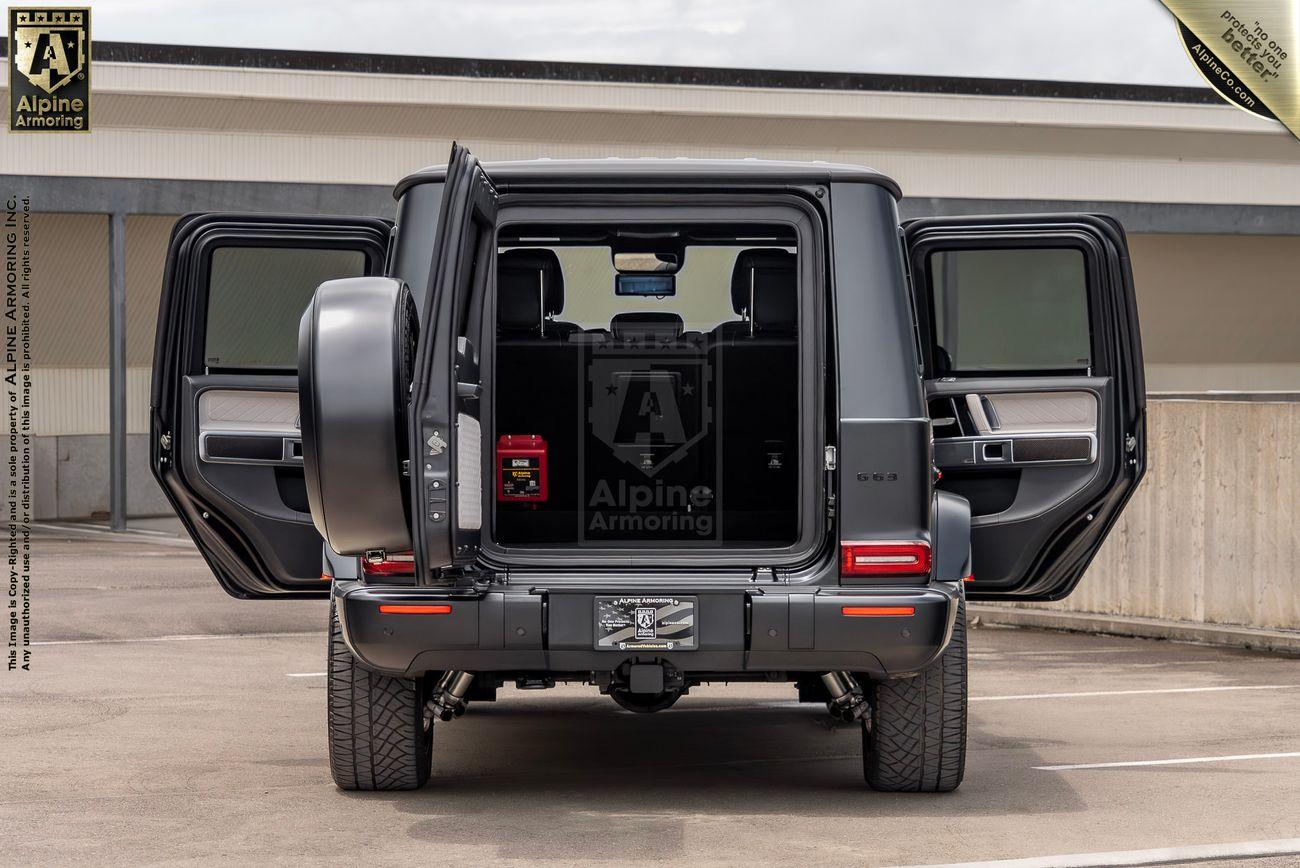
[
  {"x1": 840, "y1": 541, "x2": 931, "y2": 577},
  {"x1": 361, "y1": 551, "x2": 415, "y2": 577}
]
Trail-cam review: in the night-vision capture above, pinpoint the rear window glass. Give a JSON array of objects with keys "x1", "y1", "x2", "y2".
[
  {"x1": 204, "y1": 246, "x2": 366, "y2": 369},
  {"x1": 929, "y1": 247, "x2": 1091, "y2": 373},
  {"x1": 550, "y1": 245, "x2": 767, "y2": 332}
]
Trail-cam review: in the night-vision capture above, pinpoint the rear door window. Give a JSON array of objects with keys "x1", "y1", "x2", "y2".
[
  {"x1": 929, "y1": 247, "x2": 1091, "y2": 374},
  {"x1": 204, "y1": 246, "x2": 366, "y2": 369}
]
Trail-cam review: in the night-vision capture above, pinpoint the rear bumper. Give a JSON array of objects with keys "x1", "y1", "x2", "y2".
[{"x1": 333, "y1": 581, "x2": 959, "y2": 679}]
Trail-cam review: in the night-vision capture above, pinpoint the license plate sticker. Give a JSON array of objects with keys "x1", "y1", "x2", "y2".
[{"x1": 594, "y1": 596, "x2": 697, "y2": 651}]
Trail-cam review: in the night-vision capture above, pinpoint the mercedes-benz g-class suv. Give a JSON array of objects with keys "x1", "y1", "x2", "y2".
[{"x1": 152, "y1": 145, "x2": 1145, "y2": 793}]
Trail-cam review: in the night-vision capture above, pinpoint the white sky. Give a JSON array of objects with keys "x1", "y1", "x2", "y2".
[{"x1": 69, "y1": 0, "x2": 1204, "y2": 87}]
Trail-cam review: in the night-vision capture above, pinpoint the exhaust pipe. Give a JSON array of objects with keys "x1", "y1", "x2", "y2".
[
  {"x1": 427, "y1": 670, "x2": 475, "y2": 723},
  {"x1": 821, "y1": 671, "x2": 869, "y2": 724}
]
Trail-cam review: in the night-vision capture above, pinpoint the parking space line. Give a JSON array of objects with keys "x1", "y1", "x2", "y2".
[
  {"x1": 33, "y1": 522, "x2": 197, "y2": 547},
  {"x1": 34, "y1": 631, "x2": 318, "y2": 646},
  {"x1": 901, "y1": 836, "x2": 1300, "y2": 867},
  {"x1": 1035, "y1": 751, "x2": 1300, "y2": 771},
  {"x1": 972, "y1": 684, "x2": 1296, "y2": 701},
  {"x1": 287, "y1": 672, "x2": 327, "y2": 677},
  {"x1": 971, "y1": 649, "x2": 1140, "y2": 657}
]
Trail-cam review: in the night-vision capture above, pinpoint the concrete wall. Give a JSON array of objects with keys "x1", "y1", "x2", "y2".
[
  {"x1": 33, "y1": 434, "x2": 170, "y2": 520},
  {"x1": 1030, "y1": 398, "x2": 1300, "y2": 631}
]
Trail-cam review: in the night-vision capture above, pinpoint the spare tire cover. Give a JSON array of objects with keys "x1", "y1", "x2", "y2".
[{"x1": 298, "y1": 276, "x2": 417, "y2": 555}]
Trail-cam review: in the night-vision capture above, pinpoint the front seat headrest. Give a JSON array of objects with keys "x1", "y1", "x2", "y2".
[
  {"x1": 498, "y1": 248, "x2": 565, "y2": 333},
  {"x1": 609, "y1": 312, "x2": 684, "y2": 342},
  {"x1": 729, "y1": 249, "x2": 797, "y2": 334}
]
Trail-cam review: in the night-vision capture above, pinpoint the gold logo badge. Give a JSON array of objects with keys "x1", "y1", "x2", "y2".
[
  {"x1": 1162, "y1": 1, "x2": 1297, "y2": 139},
  {"x1": 8, "y1": 7, "x2": 91, "y2": 131}
]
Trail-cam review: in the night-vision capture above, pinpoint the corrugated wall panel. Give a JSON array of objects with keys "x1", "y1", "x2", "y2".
[
  {"x1": 33, "y1": 367, "x2": 151, "y2": 436},
  {"x1": 10, "y1": 128, "x2": 1300, "y2": 206}
]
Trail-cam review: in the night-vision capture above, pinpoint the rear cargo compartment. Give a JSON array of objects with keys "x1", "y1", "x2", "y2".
[{"x1": 491, "y1": 222, "x2": 804, "y2": 554}]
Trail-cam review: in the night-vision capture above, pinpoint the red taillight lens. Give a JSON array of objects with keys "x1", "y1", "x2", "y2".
[
  {"x1": 841, "y1": 606, "x2": 916, "y2": 617},
  {"x1": 378, "y1": 604, "x2": 452, "y2": 615},
  {"x1": 361, "y1": 552, "x2": 415, "y2": 577},
  {"x1": 840, "y1": 541, "x2": 931, "y2": 577}
]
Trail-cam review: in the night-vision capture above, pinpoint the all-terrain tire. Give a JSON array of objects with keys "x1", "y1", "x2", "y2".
[
  {"x1": 327, "y1": 599, "x2": 432, "y2": 790},
  {"x1": 862, "y1": 594, "x2": 967, "y2": 792}
]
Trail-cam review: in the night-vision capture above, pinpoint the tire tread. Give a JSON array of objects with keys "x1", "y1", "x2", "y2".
[
  {"x1": 863, "y1": 595, "x2": 967, "y2": 792},
  {"x1": 327, "y1": 599, "x2": 431, "y2": 790}
]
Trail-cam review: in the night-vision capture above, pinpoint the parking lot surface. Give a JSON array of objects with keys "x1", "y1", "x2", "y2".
[{"x1": 4, "y1": 529, "x2": 1300, "y2": 867}]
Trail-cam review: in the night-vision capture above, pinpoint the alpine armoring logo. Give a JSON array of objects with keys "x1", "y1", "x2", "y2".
[
  {"x1": 581, "y1": 333, "x2": 720, "y2": 544},
  {"x1": 585, "y1": 335, "x2": 712, "y2": 478},
  {"x1": 9, "y1": 7, "x2": 91, "y2": 132}
]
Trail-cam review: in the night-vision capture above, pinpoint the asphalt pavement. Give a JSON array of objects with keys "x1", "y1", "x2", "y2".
[{"x1": 4, "y1": 527, "x2": 1299, "y2": 867}]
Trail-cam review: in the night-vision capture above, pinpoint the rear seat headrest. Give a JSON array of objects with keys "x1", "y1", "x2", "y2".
[
  {"x1": 498, "y1": 248, "x2": 566, "y2": 332},
  {"x1": 729, "y1": 248, "x2": 797, "y2": 334},
  {"x1": 610, "y1": 312, "x2": 684, "y2": 342}
]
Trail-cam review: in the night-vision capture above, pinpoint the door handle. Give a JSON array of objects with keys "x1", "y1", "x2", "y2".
[
  {"x1": 979, "y1": 395, "x2": 1002, "y2": 430},
  {"x1": 964, "y1": 394, "x2": 996, "y2": 434}
]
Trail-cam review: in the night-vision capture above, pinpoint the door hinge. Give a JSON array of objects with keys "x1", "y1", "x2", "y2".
[
  {"x1": 824, "y1": 445, "x2": 838, "y2": 520},
  {"x1": 159, "y1": 432, "x2": 172, "y2": 451},
  {"x1": 1125, "y1": 434, "x2": 1137, "y2": 452}
]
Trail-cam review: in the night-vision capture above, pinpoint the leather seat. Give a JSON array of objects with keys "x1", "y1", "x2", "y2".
[
  {"x1": 713, "y1": 249, "x2": 797, "y2": 344},
  {"x1": 497, "y1": 248, "x2": 579, "y2": 340},
  {"x1": 495, "y1": 249, "x2": 584, "y2": 543},
  {"x1": 609, "y1": 311, "x2": 685, "y2": 343},
  {"x1": 710, "y1": 248, "x2": 799, "y2": 544}
]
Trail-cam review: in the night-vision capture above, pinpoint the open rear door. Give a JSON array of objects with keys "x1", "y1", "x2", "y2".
[
  {"x1": 906, "y1": 214, "x2": 1145, "y2": 601},
  {"x1": 152, "y1": 213, "x2": 391, "y2": 598},
  {"x1": 409, "y1": 144, "x2": 499, "y2": 579}
]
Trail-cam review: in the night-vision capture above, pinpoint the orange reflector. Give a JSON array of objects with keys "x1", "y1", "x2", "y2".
[
  {"x1": 841, "y1": 605, "x2": 915, "y2": 618},
  {"x1": 378, "y1": 604, "x2": 452, "y2": 615}
]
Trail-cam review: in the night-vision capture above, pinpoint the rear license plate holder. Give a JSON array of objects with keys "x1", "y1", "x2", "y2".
[{"x1": 594, "y1": 596, "x2": 697, "y2": 651}]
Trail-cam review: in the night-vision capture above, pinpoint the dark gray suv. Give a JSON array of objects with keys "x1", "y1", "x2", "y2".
[{"x1": 152, "y1": 145, "x2": 1145, "y2": 792}]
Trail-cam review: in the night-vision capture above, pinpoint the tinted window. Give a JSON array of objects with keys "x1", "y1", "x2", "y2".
[
  {"x1": 929, "y1": 247, "x2": 1091, "y2": 373},
  {"x1": 204, "y1": 247, "x2": 366, "y2": 369}
]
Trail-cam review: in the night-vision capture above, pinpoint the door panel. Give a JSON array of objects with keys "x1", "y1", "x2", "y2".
[
  {"x1": 410, "y1": 144, "x2": 498, "y2": 580},
  {"x1": 197, "y1": 389, "x2": 302, "y2": 465},
  {"x1": 152, "y1": 214, "x2": 391, "y2": 598},
  {"x1": 930, "y1": 377, "x2": 1112, "y2": 595},
  {"x1": 907, "y1": 215, "x2": 1145, "y2": 601},
  {"x1": 968, "y1": 390, "x2": 1097, "y2": 434}
]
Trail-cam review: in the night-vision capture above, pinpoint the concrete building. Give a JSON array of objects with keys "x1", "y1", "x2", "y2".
[{"x1": 5, "y1": 43, "x2": 1299, "y2": 632}]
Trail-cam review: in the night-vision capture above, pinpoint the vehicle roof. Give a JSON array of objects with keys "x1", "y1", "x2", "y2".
[{"x1": 394, "y1": 157, "x2": 901, "y2": 200}]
